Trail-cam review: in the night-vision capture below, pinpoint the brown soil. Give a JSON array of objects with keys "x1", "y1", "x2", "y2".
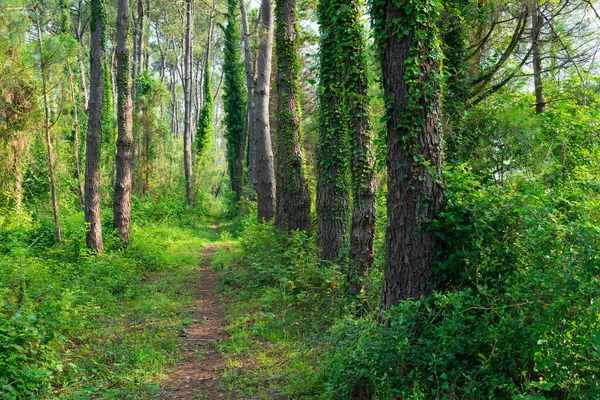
[{"x1": 159, "y1": 245, "x2": 230, "y2": 400}]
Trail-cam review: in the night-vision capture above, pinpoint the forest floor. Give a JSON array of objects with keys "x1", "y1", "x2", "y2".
[{"x1": 159, "y1": 234, "x2": 231, "y2": 399}]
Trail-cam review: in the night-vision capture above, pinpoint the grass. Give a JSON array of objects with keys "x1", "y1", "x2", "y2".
[{"x1": 0, "y1": 207, "x2": 221, "y2": 399}]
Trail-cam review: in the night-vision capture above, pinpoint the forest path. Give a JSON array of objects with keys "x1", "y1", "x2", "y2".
[{"x1": 159, "y1": 238, "x2": 229, "y2": 399}]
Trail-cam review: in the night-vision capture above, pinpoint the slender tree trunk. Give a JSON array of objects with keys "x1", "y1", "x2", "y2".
[
  {"x1": 372, "y1": 0, "x2": 444, "y2": 307},
  {"x1": 254, "y1": 0, "x2": 277, "y2": 221},
  {"x1": 249, "y1": 10, "x2": 262, "y2": 189},
  {"x1": 240, "y1": 0, "x2": 256, "y2": 184},
  {"x1": 11, "y1": 139, "x2": 23, "y2": 211},
  {"x1": 35, "y1": 19, "x2": 62, "y2": 243},
  {"x1": 84, "y1": 0, "x2": 106, "y2": 253},
  {"x1": 67, "y1": 62, "x2": 85, "y2": 206},
  {"x1": 183, "y1": 0, "x2": 194, "y2": 205},
  {"x1": 114, "y1": 0, "x2": 134, "y2": 243},
  {"x1": 274, "y1": 0, "x2": 310, "y2": 232},
  {"x1": 532, "y1": 1, "x2": 545, "y2": 114}
]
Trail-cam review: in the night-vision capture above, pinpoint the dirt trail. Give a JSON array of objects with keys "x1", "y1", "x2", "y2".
[{"x1": 159, "y1": 245, "x2": 229, "y2": 399}]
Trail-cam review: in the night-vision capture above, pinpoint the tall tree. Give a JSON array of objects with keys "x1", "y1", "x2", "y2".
[
  {"x1": 239, "y1": 0, "x2": 256, "y2": 188},
  {"x1": 222, "y1": 0, "x2": 247, "y2": 201},
  {"x1": 344, "y1": 1, "x2": 376, "y2": 295},
  {"x1": 85, "y1": 0, "x2": 106, "y2": 253},
  {"x1": 254, "y1": 0, "x2": 277, "y2": 221},
  {"x1": 371, "y1": 0, "x2": 445, "y2": 306},
  {"x1": 34, "y1": 12, "x2": 62, "y2": 243},
  {"x1": 183, "y1": 0, "x2": 194, "y2": 205},
  {"x1": 114, "y1": 0, "x2": 134, "y2": 243},
  {"x1": 196, "y1": 0, "x2": 217, "y2": 159},
  {"x1": 274, "y1": 0, "x2": 310, "y2": 232},
  {"x1": 531, "y1": 0, "x2": 545, "y2": 114},
  {"x1": 316, "y1": 0, "x2": 351, "y2": 262}
]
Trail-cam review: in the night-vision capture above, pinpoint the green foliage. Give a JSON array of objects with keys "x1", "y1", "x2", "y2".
[
  {"x1": 195, "y1": 61, "x2": 214, "y2": 157},
  {"x1": 0, "y1": 196, "x2": 217, "y2": 398},
  {"x1": 221, "y1": 0, "x2": 247, "y2": 189}
]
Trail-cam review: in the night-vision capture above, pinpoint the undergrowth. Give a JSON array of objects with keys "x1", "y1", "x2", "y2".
[
  {"x1": 214, "y1": 166, "x2": 600, "y2": 399},
  {"x1": 0, "y1": 198, "x2": 219, "y2": 399}
]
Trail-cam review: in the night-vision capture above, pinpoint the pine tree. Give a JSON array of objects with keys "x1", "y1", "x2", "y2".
[{"x1": 222, "y1": 0, "x2": 247, "y2": 200}]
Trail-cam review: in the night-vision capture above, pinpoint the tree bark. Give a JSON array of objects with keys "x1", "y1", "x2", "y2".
[
  {"x1": 240, "y1": 0, "x2": 256, "y2": 186},
  {"x1": 274, "y1": 0, "x2": 311, "y2": 232},
  {"x1": 114, "y1": 0, "x2": 134, "y2": 243},
  {"x1": 35, "y1": 18, "x2": 62, "y2": 243},
  {"x1": 316, "y1": 0, "x2": 350, "y2": 263},
  {"x1": 84, "y1": 0, "x2": 106, "y2": 253},
  {"x1": 254, "y1": 0, "x2": 277, "y2": 221},
  {"x1": 183, "y1": 0, "x2": 194, "y2": 205},
  {"x1": 345, "y1": 1, "x2": 376, "y2": 295},
  {"x1": 67, "y1": 62, "x2": 85, "y2": 206},
  {"x1": 372, "y1": 0, "x2": 444, "y2": 307}
]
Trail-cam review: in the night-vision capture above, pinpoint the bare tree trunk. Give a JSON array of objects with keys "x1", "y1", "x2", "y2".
[
  {"x1": 274, "y1": 0, "x2": 310, "y2": 232},
  {"x1": 254, "y1": 0, "x2": 277, "y2": 221},
  {"x1": 373, "y1": 1, "x2": 444, "y2": 307},
  {"x1": 84, "y1": 0, "x2": 106, "y2": 253},
  {"x1": 249, "y1": 10, "x2": 262, "y2": 190},
  {"x1": 532, "y1": 1, "x2": 545, "y2": 114},
  {"x1": 183, "y1": 0, "x2": 194, "y2": 205},
  {"x1": 171, "y1": 67, "x2": 180, "y2": 138},
  {"x1": 67, "y1": 62, "x2": 85, "y2": 206},
  {"x1": 240, "y1": 0, "x2": 255, "y2": 184},
  {"x1": 114, "y1": 0, "x2": 134, "y2": 243},
  {"x1": 35, "y1": 18, "x2": 62, "y2": 242}
]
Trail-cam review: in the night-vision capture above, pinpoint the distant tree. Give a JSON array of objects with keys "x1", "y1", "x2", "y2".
[
  {"x1": 274, "y1": 0, "x2": 311, "y2": 232},
  {"x1": 183, "y1": 0, "x2": 194, "y2": 205},
  {"x1": 85, "y1": 0, "x2": 106, "y2": 253},
  {"x1": 114, "y1": 0, "x2": 134, "y2": 244},
  {"x1": 222, "y1": 0, "x2": 247, "y2": 201},
  {"x1": 371, "y1": 0, "x2": 445, "y2": 306}
]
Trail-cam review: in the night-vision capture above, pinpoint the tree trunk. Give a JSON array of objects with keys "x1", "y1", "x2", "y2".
[
  {"x1": 345, "y1": 1, "x2": 376, "y2": 295},
  {"x1": 274, "y1": 0, "x2": 310, "y2": 232},
  {"x1": 372, "y1": 0, "x2": 444, "y2": 307},
  {"x1": 67, "y1": 62, "x2": 85, "y2": 206},
  {"x1": 114, "y1": 0, "x2": 134, "y2": 243},
  {"x1": 183, "y1": 0, "x2": 194, "y2": 205},
  {"x1": 11, "y1": 139, "x2": 23, "y2": 211},
  {"x1": 254, "y1": 0, "x2": 277, "y2": 221},
  {"x1": 35, "y1": 18, "x2": 62, "y2": 243},
  {"x1": 240, "y1": 0, "x2": 256, "y2": 186},
  {"x1": 316, "y1": 0, "x2": 350, "y2": 263},
  {"x1": 532, "y1": 1, "x2": 545, "y2": 114},
  {"x1": 84, "y1": 0, "x2": 106, "y2": 253}
]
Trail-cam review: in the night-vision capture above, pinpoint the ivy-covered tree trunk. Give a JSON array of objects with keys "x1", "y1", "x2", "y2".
[
  {"x1": 183, "y1": 0, "x2": 194, "y2": 205},
  {"x1": 223, "y1": 0, "x2": 247, "y2": 201},
  {"x1": 114, "y1": 0, "x2": 134, "y2": 244},
  {"x1": 254, "y1": 0, "x2": 277, "y2": 221},
  {"x1": 371, "y1": 0, "x2": 444, "y2": 306},
  {"x1": 316, "y1": 0, "x2": 351, "y2": 262},
  {"x1": 344, "y1": 1, "x2": 376, "y2": 295},
  {"x1": 67, "y1": 62, "x2": 85, "y2": 206},
  {"x1": 274, "y1": 0, "x2": 311, "y2": 232},
  {"x1": 84, "y1": 0, "x2": 105, "y2": 253}
]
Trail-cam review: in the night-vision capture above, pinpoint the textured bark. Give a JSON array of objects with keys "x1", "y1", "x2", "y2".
[
  {"x1": 378, "y1": 3, "x2": 444, "y2": 307},
  {"x1": 240, "y1": 0, "x2": 256, "y2": 186},
  {"x1": 274, "y1": 0, "x2": 311, "y2": 232},
  {"x1": 346, "y1": 2, "x2": 376, "y2": 296},
  {"x1": 316, "y1": 0, "x2": 350, "y2": 263},
  {"x1": 84, "y1": 0, "x2": 105, "y2": 253},
  {"x1": 532, "y1": 2, "x2": 545, "y2": 114},
  {"x1": 36, "y1": 19, "x2": 62, "y2": 243},
  {"x1": 67, "y1": 63, "x2": 85, "y2": 206},
  {"x1": 183, "y1": 0, "x2": 194, "y2": 205},
  {"x1": 114, "y1": 0, "x2": 134, "y2": 244},
  {"x1": 254, "y1": 0, "x2": 277, "y2": 221}
]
